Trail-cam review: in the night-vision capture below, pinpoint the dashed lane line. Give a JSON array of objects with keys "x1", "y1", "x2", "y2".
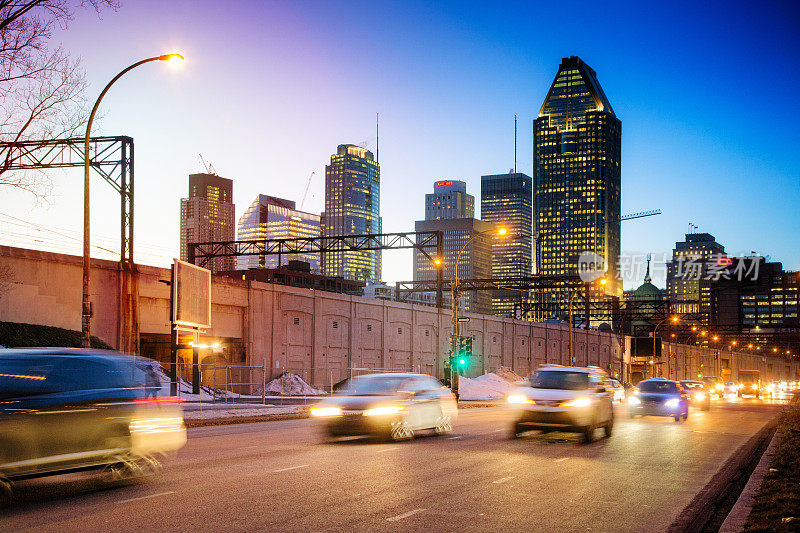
[
  {"x1": 273, "y1": 464, "x2": 309, "y2": 473},
  {"x1": 492, "y1": 476, "x2": 516, "y2": 484},
  {"x1": 376, "y1": 447, "x2": 399, "y2": 453},
  {"x1": 118, "y1": 491, "x2": 175, "y2": 504},
  {"x1": 386, "y1": 508, "x2": 427, "y2": 522}
]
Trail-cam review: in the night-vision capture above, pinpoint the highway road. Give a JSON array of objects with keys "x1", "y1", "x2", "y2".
[{"x1": 2, "y1": 397, "x2": 789, "y2": 532}]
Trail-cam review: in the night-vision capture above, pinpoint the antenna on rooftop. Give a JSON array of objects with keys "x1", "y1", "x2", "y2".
[
  {"x1": 376, "y1": 112, "x2": 379, "y2": 164},
  {"x1": 514, "y1": 114, "x2": 517, "y2": 174}
]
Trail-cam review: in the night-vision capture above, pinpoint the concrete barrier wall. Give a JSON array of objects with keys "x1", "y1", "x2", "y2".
[{"x1": 1, "y1": 245, "x2": 796, "y2": 387}]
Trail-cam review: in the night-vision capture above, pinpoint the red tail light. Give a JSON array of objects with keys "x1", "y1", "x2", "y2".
[{"x1": 134, "y1": 397, "x2": 185, "y2": 405}]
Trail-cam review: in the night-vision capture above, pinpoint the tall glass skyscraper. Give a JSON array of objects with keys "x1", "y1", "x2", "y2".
[
  {"x1": 321, "y1": 144, "x2": 381, "y2": 282},
  {"x1": 533, "y1": 56, "x2": 621, "y2": 318},
  {"x1": 481, "y1": 172, "x2": 533, "y2": 315},
  {"x1": 236, "y1": 195, "x2": 321, "y2": 271},
  {"x1": 180, "y1": 173, "x2": 235, "y2": 273}
]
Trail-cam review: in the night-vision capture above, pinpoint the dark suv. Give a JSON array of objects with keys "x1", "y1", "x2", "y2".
[{"x1": 0, "y1": 349, "x2": 186, "y2": 497}]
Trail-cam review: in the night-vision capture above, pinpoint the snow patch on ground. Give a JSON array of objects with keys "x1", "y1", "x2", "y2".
[
  {"x1": 255, "y1": 372, "x2": 326, "y2": 396},
  {"x1": 458, "y1": 367, "x2": 526, "y2": 400}
]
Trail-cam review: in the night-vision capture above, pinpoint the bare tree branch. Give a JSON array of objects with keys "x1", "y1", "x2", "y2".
[{"x1": 0, "y1": 0, "x2": 119, "y2": 196}]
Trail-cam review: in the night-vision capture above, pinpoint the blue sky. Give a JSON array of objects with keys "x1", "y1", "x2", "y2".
[{"x1": 1, "y1": 0, "x2": 798, "y2": 288}]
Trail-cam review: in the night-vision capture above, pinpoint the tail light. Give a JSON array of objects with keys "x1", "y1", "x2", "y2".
[{"x1": 134, "y1": 397, "x2": 185, "y2": 405}]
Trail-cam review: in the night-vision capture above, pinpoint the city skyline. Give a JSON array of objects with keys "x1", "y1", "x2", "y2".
[{"x1": 0, "y1": 0, "x2": 798, "y2": 290}]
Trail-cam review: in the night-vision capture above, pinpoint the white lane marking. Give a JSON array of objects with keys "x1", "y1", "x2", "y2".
[
  {"x1": 492, "y1": 429, "x2": 504, "y2": 432},
  {"x1": 386, "y1": 508, "x2": 427, "y2": 522},
  {"x1": 555, "y1": 457, "x2": 569, "y2": 463},
  {"x1": 376, "y1": 447, "x2": 399, "y2": 453},
  {"x1": 448, "y1": 436, "x2": 462, "y2": 440},
  {"x1": 118, "y1": 491, "x2": 175, "y2": 504},
  {"x1": 492, "y1": 476, "x2": 516, "y2": 484},
  {"x1": 273, "y1": 464, "x2": 309, "y2": 473}
]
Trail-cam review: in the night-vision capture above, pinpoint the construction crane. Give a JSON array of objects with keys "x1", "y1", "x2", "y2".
[
  {"x1": 300, "y1": 171, "x2": 315, "y2": 211},
  {"x1": 620, "y1": 209, "x2": 661, "y2": 221},
  {"x1": 199, "y1": 153, "x2": 217, "y2": 176}
]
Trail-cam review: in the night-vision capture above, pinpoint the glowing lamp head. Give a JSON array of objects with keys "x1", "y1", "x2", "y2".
[
  {"x1": 671, "y1": 316, "x2": 679, "y2": 323},
  {"x1": 599, "y1": 278, "x2": 608, "y2": 285},
  {"x1": 160, "y1": 53, "x2": 185, "y2": 64},
  {"x1": 433, "y1": 258, "x2": 442, "y2": 266},
  {"x1": 497, "y1": 227, "x2": 508, "y2": 236}
]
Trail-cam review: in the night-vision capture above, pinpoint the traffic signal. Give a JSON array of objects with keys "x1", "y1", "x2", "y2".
[{"x1": 463, "y1": 336, "x2": 473, "y2": 358}]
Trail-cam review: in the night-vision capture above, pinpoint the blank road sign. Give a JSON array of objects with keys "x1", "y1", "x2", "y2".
[{"x1": 173, "y1": 259, "x2": 211, "y2": 329}]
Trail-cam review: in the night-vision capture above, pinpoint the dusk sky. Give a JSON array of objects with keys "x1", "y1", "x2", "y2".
[{"x1": 1, "y1": 0, "x2": 798, "y2": 289}]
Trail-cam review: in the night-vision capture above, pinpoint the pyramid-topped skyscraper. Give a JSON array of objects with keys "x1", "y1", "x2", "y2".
[{"x1": 533, "y1": 56, "x2": 621, "y2": 321}]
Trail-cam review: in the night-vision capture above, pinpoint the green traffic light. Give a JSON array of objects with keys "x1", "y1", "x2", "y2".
[{"x1": 459, "y1": 359, "x2": 466, "y2": 366}]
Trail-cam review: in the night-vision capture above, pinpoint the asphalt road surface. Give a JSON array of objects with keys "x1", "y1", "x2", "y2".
[{"x1": 2, "y1": 396, "x2": 790, "y2": 533}]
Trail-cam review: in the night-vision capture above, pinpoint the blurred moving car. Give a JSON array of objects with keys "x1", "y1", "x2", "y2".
[
  {"x1": 311, "y1": 373, "x2": 457, "y2": 441},
  {"x1": 0, "y1": 349, "x2": 186, "y2": 496},
  {"x1": 737, "y1": 370, "x2": 761, "y2": 398},
  {"x1": 679, "y1": 380, "x2": 710, "y2": 411},
  {"x1": 607, "y1": 378, "x2": 627, "y2": 403},
  {"x1": 725, "y1": 382, "x2": 738, "y2": 395},
  {"x1": 628, "y1": 379, "x2": 689, "y2": 422},
  {"x1": 701, "y1": 376, "x2": 725, "y2": 399},
  {"x1": 508, "y1": 365, "x2": 614, "y2": 443}
]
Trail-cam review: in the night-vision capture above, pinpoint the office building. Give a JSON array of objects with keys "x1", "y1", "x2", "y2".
[
  {"x1": 321, "y1": 144, "x2": 381, "y2": 282},
  {"x1": 666, "y1": 232, "x2": 726, "y2": 319},
  {"x1": 414, "y1": 217, "x2": 493, "y2": 315},
  {"x1": 481, "y1": 172, "x2": 533, "y2": 315},
  {"x1": 425, "y1": 180, "x2": 474, "y2": 220},
  {"x1": 533, "y1": 56, "x2": 621, "y2": 318},
  {"x1": 180, "y1": 173, "x2": 235, "y2": 273},
  {"x1": 236, "y1": 195, "x2": 321, "y2": 271},
  {"x1": 710, "y1": 258, "x2": 799, "y2": 337}
]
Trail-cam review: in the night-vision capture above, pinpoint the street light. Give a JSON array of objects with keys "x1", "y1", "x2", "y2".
[
  {"x1": 568, "y1": 277, "x2": 607, "y2": 366},
  {"x1": 81, "y1": 53, "x2": 184, "y2": 347},
  {"x1": 650, "y1": 315, "x2": 679, "y2": 378},
  {"x1": 446, "y1": 226, "x2": 507, "y2": 397}
]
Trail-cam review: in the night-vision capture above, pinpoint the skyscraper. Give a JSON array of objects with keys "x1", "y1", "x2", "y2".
[
  {"x1": 236, "y1": 195, "x2": 321, "y2": 271},
  {"x1": 414, "y1": 217, "x2": 493, "y2": 315},
  {"x1": 666, "y1": 232, "x2": 726, "y2": 319},
  {"x1": 481, "y1": 172, "x2": 533, "y2": 315},
  {"x1": 180, "y1": 173, "x2": 235, "y2": 273},
  {"x1": 321, "y1": 144, "x2": 381, "y2": 282},
  {"x1": 533, "y1": 56, "x2": 621, "y2": 316},
  {"x1": 425, "y1": 180, "x2": 474, "y2": 220}
]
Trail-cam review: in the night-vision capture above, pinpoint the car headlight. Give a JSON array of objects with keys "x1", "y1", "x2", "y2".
[
  {"x1": 508, "y1": 394, "x2": 534, "y2": 405},
  {"x1": 363, "y1": 405, "x2": 404, "y2": 417},
  {"x1": 310, "y1": 407, "x2": 342, "y2": 417},
  {"x1": 628, "y1": 396, "x2": 641, "y2": 405},
  {"x1": 695, "y1": 392, "x2": 705, "y2": 400},
  {"x1": 665, "y1": 398, "x2": 680, "y2": 408},
  {"x1": 715, "y1": 384, "x2": 724, "y2": 391},
  {"x1": 561, "y1": 397, "x2": 591, "y2": 408}
]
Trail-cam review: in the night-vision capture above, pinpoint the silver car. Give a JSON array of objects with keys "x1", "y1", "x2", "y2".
[{"x1": 311, "y1": 373, "x2": 457, "y2": 441}]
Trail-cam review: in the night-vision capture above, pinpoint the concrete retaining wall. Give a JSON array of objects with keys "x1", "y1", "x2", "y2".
[{"x1": 1, "y1": 245, "x2": 796, "y2": 387}]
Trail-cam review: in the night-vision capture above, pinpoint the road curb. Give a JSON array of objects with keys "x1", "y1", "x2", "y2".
[
  {"x1": 667, "y1": 418, "x2": 778, "y2": 533},
  {"x1": 183, "y1": 402, "x2": 500, "y2": 428},
  {"x1": 718, "y1": 430, "x2": 779, "y2": 532}
]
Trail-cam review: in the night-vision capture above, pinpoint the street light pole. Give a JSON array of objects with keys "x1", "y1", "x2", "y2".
[
  {"x1": 446, "y1": 226, "x2": 507, "y2": 398},
  {"x1": 651, "y1": 316, "x2": 678, "y2": 378},
  {"x1": 81, "y1": 54, "x2": 184, "y2": 348}
]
